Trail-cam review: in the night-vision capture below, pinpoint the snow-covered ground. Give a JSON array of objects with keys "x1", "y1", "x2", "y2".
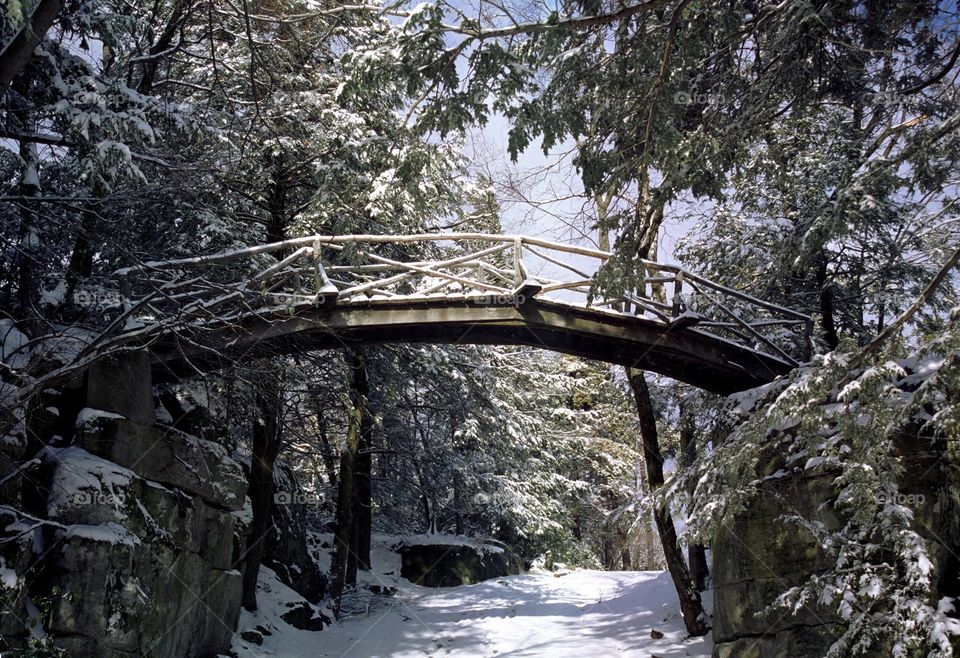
[{"x1": 232, "y1": 562, "x2": 713, "y2": 657}]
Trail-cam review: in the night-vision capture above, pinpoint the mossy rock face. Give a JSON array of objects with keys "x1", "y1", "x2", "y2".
[
  {"x1": 263, "y1": 462, "x2": 328, "y2": 603},
  {"x1": 711, "y1": 428, "x2": 960, "y2": 658},
  {"x1": 397, "y1": 541, "x2": 522, "y2": 587}
]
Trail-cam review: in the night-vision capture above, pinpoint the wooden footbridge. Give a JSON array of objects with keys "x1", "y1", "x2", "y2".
[{"x1": 110, "y1": 234, "x2": 813, "y2": 394}]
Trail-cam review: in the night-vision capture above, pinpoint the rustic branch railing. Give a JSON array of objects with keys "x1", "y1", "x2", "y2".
[{"x1": 113, "y1": 233, "x2": 814, "y2": 365}]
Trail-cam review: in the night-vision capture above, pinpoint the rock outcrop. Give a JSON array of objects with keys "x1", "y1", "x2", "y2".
[
  {"x1": 264, "y1": 462, "x2": 328, "y2": 603},
  {"x1": 711, "y1": 464, "x2": 845, "y2": 657},
  {"x1": 711, "y1": 371, "x2": 960, "y2": 658},
  {"x1": 1, "y1": 409, "x2": 247, "y2": 657}
]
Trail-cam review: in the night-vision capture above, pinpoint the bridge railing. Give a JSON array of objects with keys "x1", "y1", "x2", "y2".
[{"x1": 114, "y1": 233, "x2": 813, "y2": 365}]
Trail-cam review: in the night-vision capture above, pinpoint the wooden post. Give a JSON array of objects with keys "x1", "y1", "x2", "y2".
[
  {"x1": 311, "y1": 239, "x2": 339, "y2": 306},
  {"x1": 513, "y1": 237, "x2": 524, "y2": 287},
  {"x1": 802, "y1": 318, "x2": 814, "y2": 362},
  {"x1": 672, "y1": 271, "x2": 684, "y2": 318},
  {"x1": 119, "y1": 273, "x2": 131, "y2": 314},
  {"x1": 313, "y1": 238, "x2": 322, "y2": 293},
  {"x1": 291, "y1": 270, "x2": 302, "y2": 308}
]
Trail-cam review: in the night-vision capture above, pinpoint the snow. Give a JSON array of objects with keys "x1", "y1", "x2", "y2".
[
  {"x1": 0, "y1": 319, "x2": 30, "y2": 368},
  {"x1": 76, "y1": 407, "x2": 127, "y2": 425},
  {"x1": 390, "y1": 533, "x2": 506, "y2": 554},
  {"x1": 64, "y1": 522, "x2": 141, "y2": 546},
  {"x1": 155, "y1": 404, "x2": 174, "y2": 424},
  {"x1": 43, "y1": 446, "x2": 135, "y2": 514},
  {"x1": 39, "y1": 279, "x2": 67, "y2": 306},
  {"x1": 231, "y1": 566, "x2": 334, "y2": 654},
  {"x1": 233, "y1": 562, "x2": 712, "y2": 658},
  {"x1": 233, "y1": 497, "x2": 254, "y2": 527},
  {"x1": 0, "y1": 557, "x2": 19, "y2": 589}
]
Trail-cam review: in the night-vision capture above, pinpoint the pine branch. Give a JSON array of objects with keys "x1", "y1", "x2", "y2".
[
  {"x1": 454, "y1": 0, "x2": 676, "y2": 40},
  {"x1": 850, "y1": 244, "x2": 960, "y2": 369}
]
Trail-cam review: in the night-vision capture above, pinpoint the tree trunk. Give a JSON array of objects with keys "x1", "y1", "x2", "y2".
[
  {"x1": 603, "y1": 536, "x2": 615, "y2": 570},
  {"x1": 354, "y1": 377, "x2": 373, "y2": 572},
  {"x1": 451, "y1": 412, "x2": 465, "y2": 535},
  {"x1": 314, "y1": 409, "x2": 338, "y2": 488},
  {"x1": 679, "y1": 402, "x2": 709, "y2": 591},
  {"x1": 136, "y1": 0, "x2": 190, "y2": 95},
  {"x1": 0, "y1": 0, "x2": 64, "y2": 92},
  {"x1": 627, "y1": 369, "x2": 710, "y2": 636},
  {"x1": 816, "y1": 251, "x2": 839, "y2": 350},
  {"x1": 453, "y1": 476, "x2": 464, "y2": 535},
  {"x1": 633, "y1": 462, "x2": 657, "y2": 569},
  {"x1": 64, "y1": 199, "x2": 98, "y2": 302},
  {"x1": 330, "y1": 351, "x2": 368, "y2": 618},
  {"x1": 241, "y1": 368, "x2": 283, "y2": 611},
  {"x1": 15, "y1": 138, "x2": 39, "y2": 317},
  {"x1": 619, "y1": 528, "x2": 632, "y2": 571}
]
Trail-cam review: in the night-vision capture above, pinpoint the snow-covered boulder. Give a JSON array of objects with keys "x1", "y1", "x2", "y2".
[
  {"x1": 1, "y1": 415, "x2": 248, "y2": 657},
  {"x1": 74, "y1": 408, "x2": 246, "y2": 511},
  {"x1": 394, "y1": 536, "x2": 522, "y2": 587},
  {"x1": 157, "y1": 382, "x2": 232, "y2": 446}
]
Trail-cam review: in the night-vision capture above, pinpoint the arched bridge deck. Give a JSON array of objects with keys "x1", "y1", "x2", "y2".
[{"x1": 111, "y1": 234, "x2": 813, "y2": 395}]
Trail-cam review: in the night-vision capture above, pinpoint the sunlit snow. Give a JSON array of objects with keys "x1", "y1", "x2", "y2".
[{"x1": 233, "y1": 564, "x2": 712, "y2": 658}]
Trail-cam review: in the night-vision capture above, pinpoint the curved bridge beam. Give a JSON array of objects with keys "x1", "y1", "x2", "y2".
[{"x1": 142, "y1": 297, "x2": 793, "y2": 395}]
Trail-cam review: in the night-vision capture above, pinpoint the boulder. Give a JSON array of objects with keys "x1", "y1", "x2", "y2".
[
  {"x1": 0, "y1": 509, "x2": 33, "y2": 649},
  {"x1": 396, "y1": 540, "x2": 522, "y2": 587},
  {"x1": 43, "y1": 446, "x2": 238, "y2": 570},
  {"x1": 280, "y1": 601, "x2": 330, "y2": 631},
  {"x1": 48, "y1": 532, "x2": 242, "y2": 658},
  {"x1": 22, "y1": 416, "x2": 246, "y2": 658},
  {"x1": 156, "y1": 383, "x2": 231, "y2": 446},
  {"x1": 240, "y1": 628, "x2": 264, "y2": 645},
  {"x1": 85, "y1": 351, "x2": 154, "y2": 425},
  {"x1": 74, "y1": 411, "x2": 245, "y2": 511},
  {"x1": 711, "y1": 468, "x2": 841, "y2": 646}
]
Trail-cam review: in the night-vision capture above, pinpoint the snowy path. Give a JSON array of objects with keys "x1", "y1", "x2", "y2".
[{"x1": 234, "y1": 569, "x2": 713, "y2": 657}]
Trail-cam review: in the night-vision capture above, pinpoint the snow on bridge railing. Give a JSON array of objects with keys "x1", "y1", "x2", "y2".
[{"x1": 113, "y1": 233, "x2": 814, "y2": 365}]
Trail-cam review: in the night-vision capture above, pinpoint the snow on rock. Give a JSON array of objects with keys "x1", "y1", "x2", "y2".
[
  {"x1": 0, "y1": 319, "x2": 30, "y2": 369},
  {"x1": 64, "y1": 522, "x2": 141, "y2": 546},
  {"x1": 36, "y1": 326, "x2": 98, "y2": 365},
  {"x1": 39, "y1": 279, "x2": 67, "y2": 307},
  {"x1": 0, "y1": 556, "x2": 20, "y2": 589},
  {"x1": 76, "y1": 407, "x2": 128, "y2": 426},
  {"x1": 44, "y1": 445, "x2": 136, "y2": 515},
  {"x1": 390, "y1": 532, "x2": 506, "y2": 554},
  {"x1": 232, "y1": 566, "x2": 712, "y2": 658},
  {"x1": 155, "y1": 403, "x2": 174, "y2": 425},
  {"x1": 231, "y1": 566, "x2": 334, "y2": 655}
]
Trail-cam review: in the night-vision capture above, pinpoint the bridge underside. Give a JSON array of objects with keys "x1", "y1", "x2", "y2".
[{"x1": 142, "y1": 297, "x2": 792, "y2": 394}]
